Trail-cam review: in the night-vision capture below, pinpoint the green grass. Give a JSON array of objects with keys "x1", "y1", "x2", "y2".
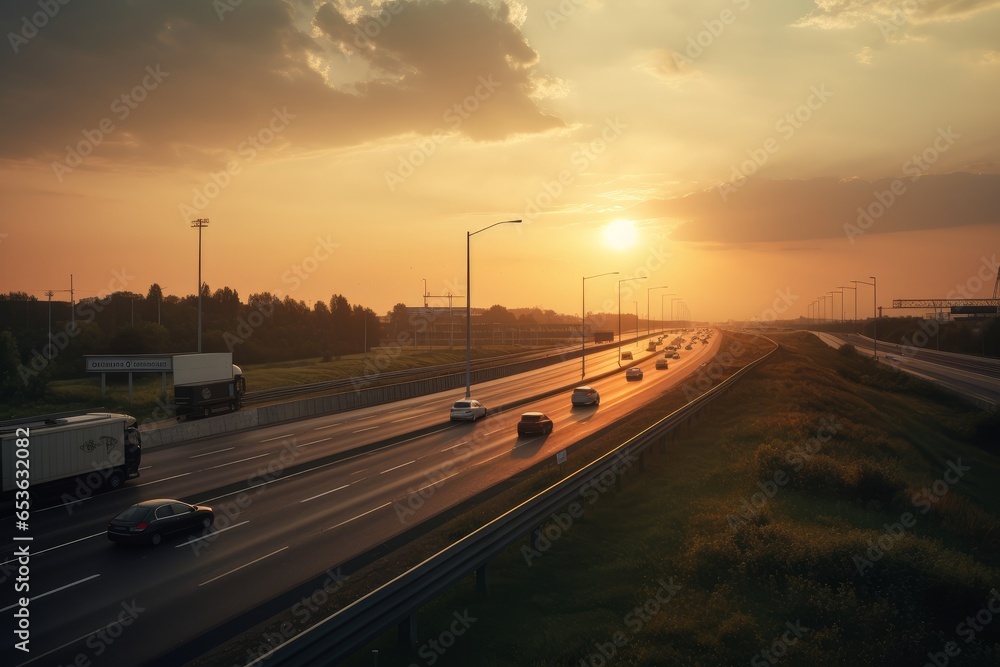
[{"x1": 338, "y1": 331, "x2": 1000, "y2": 666}]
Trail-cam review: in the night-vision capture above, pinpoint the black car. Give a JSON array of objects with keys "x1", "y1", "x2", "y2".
[
  {"x1": 108, "y1": 499, "x2": 214, "y2": 546},
  {"x1": 517, "y1": 412, "x2": 553, "y2": 437}
]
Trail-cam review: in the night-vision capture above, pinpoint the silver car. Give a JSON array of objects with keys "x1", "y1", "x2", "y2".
[
  {"x1": 450, "y1": 399, "x2": 487, "y2": 421},
  {"x1": 571, "y1": 386, "x2": 600, "y2": 406}
]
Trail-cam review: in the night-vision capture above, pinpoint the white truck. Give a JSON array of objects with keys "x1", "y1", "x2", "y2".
[
  {"x1": 172, "y1": 353, "x2": 246, "y2": 419},
  {"x1": 1, "y1": 412, "x2": 141, "y2": 495}
]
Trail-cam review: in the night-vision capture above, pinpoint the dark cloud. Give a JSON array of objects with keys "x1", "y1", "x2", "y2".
[
  {"x1": 0, "y1": 0, "x2": 562, "y2": 170},
  {"x1": 625, "y1": 173, "x2": 1000, "y2": 243}
]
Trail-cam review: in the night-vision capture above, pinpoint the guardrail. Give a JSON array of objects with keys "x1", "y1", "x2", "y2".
[
  {"x1": 242, "y1": 338, "x2": 644, "y2": 406},
  {"x1": 251, "y1": 336, "x2": 778, "y2": 666}
]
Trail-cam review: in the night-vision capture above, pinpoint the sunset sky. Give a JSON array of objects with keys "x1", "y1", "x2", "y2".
[{"x1": 2, "y1": 0, "x2": 999, "y2": 323}]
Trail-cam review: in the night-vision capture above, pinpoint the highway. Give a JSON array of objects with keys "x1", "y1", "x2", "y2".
[
  {"x1": 1, "y1": 331, "x2": 720, "y2": 667},
  {"x1": 812, "y1": 332, "x2": 1000, "y2": 406}
]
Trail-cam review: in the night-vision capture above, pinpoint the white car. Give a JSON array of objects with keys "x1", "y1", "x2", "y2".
[{"x1": 450, "y1": 399, "x2": 487, "y2": 421}]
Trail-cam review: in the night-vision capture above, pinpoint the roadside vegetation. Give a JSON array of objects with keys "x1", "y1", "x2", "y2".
[
  {"x1": 336, "y1": 331, "x2": 999, "y2": 666},
  {"x1": 0, "y1": 346, "x2": 531, "y2": 421}
]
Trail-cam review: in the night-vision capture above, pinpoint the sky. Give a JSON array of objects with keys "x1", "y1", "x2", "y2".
[{"x1": 1, "y1": 0, "x2": 999, "y2": 324}]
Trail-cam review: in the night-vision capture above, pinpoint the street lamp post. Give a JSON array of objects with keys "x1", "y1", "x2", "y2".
[
  {"x1": 618, "y1": 277, "x2": 646, "y2": 365},
  {"x1": 853, "y1": 278, "x2": 877, "y2": 360},
  {"x1": 871, "y1": 275, "x2": 878, "y2": 360},
  {"x1": 465, "y1": 219, "x2": 521, "y2": 397},
  {"x1": 646, "y1": 285, "x2": 668, "y2": 338},
  {"x1": 660, "y1": 293, "x2": 676, "y2": 333},
  {"x1": 582, "y1": 272, "x2": 618, "y2": 380},
  {"x1": 670, "y1": 297, "x2": 682, "y2": 324},
  {"x1": 633, "y1": 302, "x2": 638, "y2": 345},
  {"x1": 829, "y1": 289, "x2": 844, "y2": 323},
  {"x1": 191, "y1": 218, "x2": 209, "y2": 353},
  {"x1": 839, "y1": 285, "x2": 857, "y2": 325}
]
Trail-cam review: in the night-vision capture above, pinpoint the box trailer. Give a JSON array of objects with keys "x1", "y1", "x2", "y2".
[{"x1": 1, "y1": 412, "x2": 141, "y2": 495}]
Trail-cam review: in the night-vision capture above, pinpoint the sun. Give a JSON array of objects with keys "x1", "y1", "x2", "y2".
[{"x1": 602, "y1": 219, "x2": 639, "y2": 251}]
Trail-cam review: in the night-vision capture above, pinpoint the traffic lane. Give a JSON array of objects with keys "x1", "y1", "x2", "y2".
[
  {"x1": 828, "y1": 334, "x2": 1000, "y2": 404},
  {"x1": 6, "y1": 332, "x2": 719, "y2": 665},
  {"x1": 1, "y1": 338, "x2": 702, "y2": 559}
]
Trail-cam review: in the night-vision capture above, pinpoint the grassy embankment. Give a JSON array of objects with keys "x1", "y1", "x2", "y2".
[
  {"x1": 0, "y1": 346, "x2": 527, "y2": 421},
  {"x1": 342, "y1": 331, "x2": 1000, "y2": 666}
]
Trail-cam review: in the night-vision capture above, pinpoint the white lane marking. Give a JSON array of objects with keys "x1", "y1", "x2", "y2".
[
  {"x1": 415, "y1": 471, "x2": 460, "y2": 494},
  {"x1": 390, "y1": 415, "x2": 420, "y2": 423},
  {"x1": 199, "y1": 547, "x2": 289, "y2": 587},
  {"x1": 441, "y1": 440, "x2": 470, "y2": 452},
  {"x1": 0, "y1": 533, "x2": 105, "y2": 567},
  {"x1": 380, "y1": 460, "x2": 415, "y2": 475},
  {"x1": 314, "y1": 422, "x2": 343, "y2": 431},
  {"x1": 35, "y1": 497, "x2": 93, "y2": 513},
  {"x1": 300, "y1": 484, "x2": 351, "y2": 503},
  {"x1": 203, "y1": 453, "x2": 271, "y2": 471},
  {"x1": 135, "y1": 472, "x2": 191, "y2": 487},
  {"x1": 353, "y1": 425, "x2": 379, "y2": 434},
  {"x1": 324, "y1": 502, "x2": 392, "y2": 532},
  {"x1": 190, "y1": 447, "x2": 236, "y2": 459},
  {"x1": 260, "y1": 433, "x2": 296, "y2": 443},
  {"x1": 0, "y1": 574, "x2": 100, "y2": 612},
  {"x1": 175, "y1": 521, "x2": 249, "y2": 547},
  {"x1": 297, "y1": 437, "x2": 333, "y2": 448}
]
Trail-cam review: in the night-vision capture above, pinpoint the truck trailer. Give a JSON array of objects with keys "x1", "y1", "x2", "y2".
[
  {"x1": 1, "y1": 412, "x2": 141, "y2": 495},
  {"x1": 173, "y1": 353, "x2": 247, "y2": 419}
]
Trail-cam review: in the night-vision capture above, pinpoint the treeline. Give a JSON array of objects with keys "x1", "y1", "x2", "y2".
[{"x1": 0, "y1": 285, "x2": 380, "y2": 389}]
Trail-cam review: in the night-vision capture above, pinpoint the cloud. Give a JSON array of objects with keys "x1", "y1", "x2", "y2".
[
  {"x1": 794, "y1": 0, "x2": 1000, "y2": 30},
  {"x1": 0, "y1": 0, "x2": 563, "y2": 171},
  {"x1": 638, "y1": 48, "x2": 696, "y2": 81},
  {"x1": 622, "y1": 173, "x2": 1000, "y2": 243}
]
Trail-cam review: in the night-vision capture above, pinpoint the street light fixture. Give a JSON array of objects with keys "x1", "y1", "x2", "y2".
[
  {"x1": 829, "y1": 289, "x2": 844, "y2": 323},
  {"x1": 853, "y1": 277, "x2": 877, "y2": 360},
  {"x1": 582, "y1": 271, "x2": 618, "y2": 380},
  {"x1": 465, "y1": 219, "x2": 521, "y2": 397},
  {"x1": 618, "y1": 277, "x2": 646, "y2": 365},
  {"x1": 839, "y1": 285, "x2": 857, "y2": 325},
  {"x1": 646, "y1": 285, "x2": 668, "y2": 337},
  {"x1": 660, "y1": 293, "x2": 676, "y2": 333},
  {"x1": 191, "y1": 218, "x2": 209, "y2": 353}
]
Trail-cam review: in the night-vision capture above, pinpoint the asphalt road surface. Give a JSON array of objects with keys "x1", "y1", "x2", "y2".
[{"x1": 1, "y1": 332, "x2": 721, "y2": 667}]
